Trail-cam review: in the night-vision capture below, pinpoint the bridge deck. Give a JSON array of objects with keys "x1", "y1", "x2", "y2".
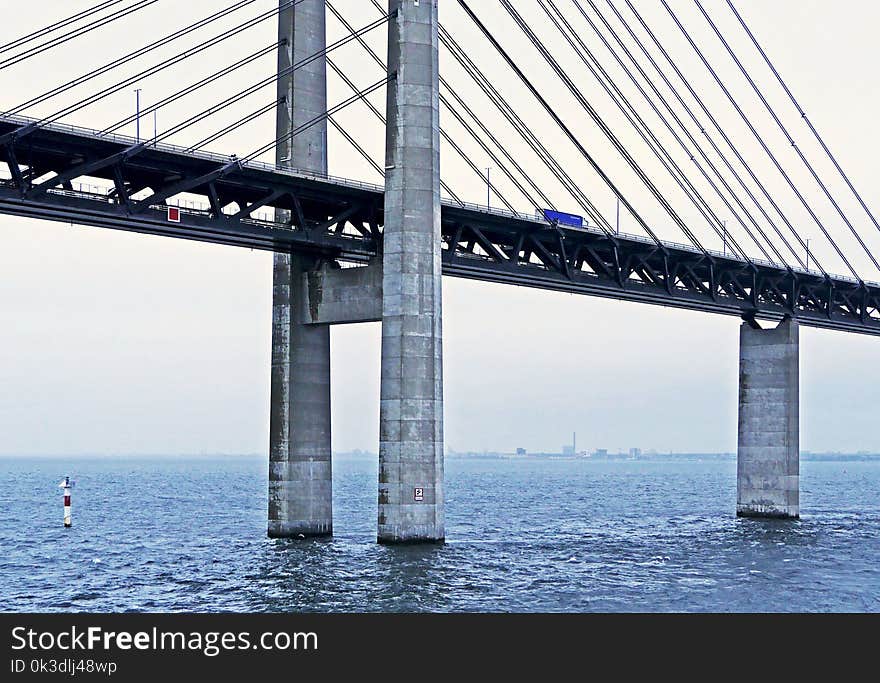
[{"x1": 1, "y1": 114, "x2": 879, "y2": 335}]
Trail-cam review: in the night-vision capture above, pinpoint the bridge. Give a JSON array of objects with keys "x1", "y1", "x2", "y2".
[
  {"x1": 3, "y1": 114, "x2": 879, "y2": 332},
  {"x1": 2, "y1": 0, "x2": 879, "y2": 542}
]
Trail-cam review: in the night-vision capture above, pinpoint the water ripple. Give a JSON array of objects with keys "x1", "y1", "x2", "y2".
[{"x1": 0, "y1": 456, "x2": 878, "y2": 612}]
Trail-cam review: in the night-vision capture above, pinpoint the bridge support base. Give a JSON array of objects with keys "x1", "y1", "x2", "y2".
[
  {"x1": 268, "y1": 254, "x2": 333, "y2": 538},
  {"x1": 377, "y1": 0, "x2": 445, "y2": 545},
  {"x1": 737, "y1": 317, "x2": 799, "y2": 519}
]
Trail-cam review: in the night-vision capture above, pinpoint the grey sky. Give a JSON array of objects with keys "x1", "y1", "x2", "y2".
[{"x1": 1, "y1": 0, "x2": 879, "y2": 455}]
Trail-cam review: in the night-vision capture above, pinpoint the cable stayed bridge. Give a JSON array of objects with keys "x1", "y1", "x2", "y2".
[{"x1": 2, "y1": 0, "x2": 879, "y2": 542}]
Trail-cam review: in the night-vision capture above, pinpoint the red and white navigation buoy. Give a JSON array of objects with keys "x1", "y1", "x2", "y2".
[{"x1": 59, "y1": 476, "x2": 75, "y2": 528}]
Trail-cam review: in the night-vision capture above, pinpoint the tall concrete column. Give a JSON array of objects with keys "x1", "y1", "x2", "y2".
[
  {"x1": 377, "y1": 0, "x2": 445, "y2": 544},
  {"x1": 268, "y1": 0, "x2": 332, "y2": 538},
  {"x1": 737, "y1": 317, "x2": 799, "y2": 519}
]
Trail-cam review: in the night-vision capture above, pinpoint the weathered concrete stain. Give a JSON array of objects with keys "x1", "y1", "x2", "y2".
[{"x1": 306, "y1": 269, "x2": 324, "y2": 323}]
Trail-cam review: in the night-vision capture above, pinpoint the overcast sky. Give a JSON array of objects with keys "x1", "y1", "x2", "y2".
[{"x1": 1, "y1": 0, "x2": 879, "y2": 456}]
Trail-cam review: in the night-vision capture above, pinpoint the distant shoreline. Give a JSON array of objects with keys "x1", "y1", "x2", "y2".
[
  {"x1": 443, "y1": 453, "x2": 880, "y2": 462},
  {"x1": 2, "y1": 452, "x2": 879, "y2": 463}
]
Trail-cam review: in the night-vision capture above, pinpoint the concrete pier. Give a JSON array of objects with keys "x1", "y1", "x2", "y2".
[
  {"x1": 268, "y1": 0, "x2": 333, "y2": 538},
  {"x1": 377, "y1": 0, "x2": 445, "y2": 544},
  {"x1": 737, "y1": 317, "x2": 799, "y2": 519}
]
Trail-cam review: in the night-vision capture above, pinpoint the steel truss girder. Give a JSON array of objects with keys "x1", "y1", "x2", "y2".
[{"x1": 1, "y1": 116, "x2": 880, "y2": 336}]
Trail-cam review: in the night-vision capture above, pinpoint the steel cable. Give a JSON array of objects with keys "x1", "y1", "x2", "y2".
[
  {"x1": 541, "y1": 0, "x2": 745, "y2": 260},
  {"x1": 0, "y1": 0, "x2": 130, "y2": 56},
  {"x1": 661, "y1": 1, "x2": 858, "y2": 278},
  {"x1": 332, "y1": 0, "x2": 519, "y2": 212},
  {"x1": 438, "y1": 23, "x2": 614, "y2": 234},
  {"x1": 574, "y1": 0, "x2": 784, "y2": 265},
  {"x1": 6, "y1": 0, "x2": 265, "y2": 116},
  {"x1": 728, "y1": 0, "x2": 880, "y2": 255},
  {"x1": 618, "y1": 0, "x2": 819, "y2": 273},
  {"x1": 695, "y1": 0, "x2": 879, "y2": 276},
  {"x1": 99, "y1": 42, "x2": 281, "y2": 135},
  {"x1": 0, "y1": 0, "x2": 160, "y2": 71}
]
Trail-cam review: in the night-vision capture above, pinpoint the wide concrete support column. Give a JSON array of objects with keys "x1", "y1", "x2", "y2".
[
  {"x1": 737, "y1": 317, "x2": 799, "y2": 519},
  {"x1": 268, "y1": 0, "x2": 332, "y2": 538},
  {"x1": 377, "y1": 0, "x2": 444, "y2": 544}
]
